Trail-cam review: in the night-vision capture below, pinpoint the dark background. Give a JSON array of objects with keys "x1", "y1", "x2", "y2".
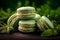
[{"x1": 0, "y1": 0, "x2": 60, "y2": 11}]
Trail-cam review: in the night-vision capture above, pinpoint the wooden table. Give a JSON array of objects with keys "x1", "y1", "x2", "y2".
[{"x1": 0, "y1": 32, "x2": 60, "y2": 40}]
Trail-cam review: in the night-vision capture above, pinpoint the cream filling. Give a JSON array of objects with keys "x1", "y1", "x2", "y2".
[
  {"x1": 19, "y1": 20, "x2": 35, "y2": 24},
  {"x1": 18, "y1": 26, "x2": 35, "y2": 32}
]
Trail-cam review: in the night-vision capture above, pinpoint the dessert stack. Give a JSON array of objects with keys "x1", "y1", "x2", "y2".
[{"x1": 17, "y1": 7, "x2": 36, "y2": 33}]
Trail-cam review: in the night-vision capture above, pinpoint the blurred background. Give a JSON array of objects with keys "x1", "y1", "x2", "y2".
[{"x1": 0, "y1": 0, "x2": 60, "y2": 29}]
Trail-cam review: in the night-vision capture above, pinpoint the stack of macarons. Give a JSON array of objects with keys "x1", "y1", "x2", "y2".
[
  {"x1": 17, "y1": 7, "x2": 54, "y2": 32},
  {"x1": 17, "y1": 7, "x2": 36, "y2": 32},
  {"x1": 7, "y1": 7, "x2": 54, "y2": 33}
]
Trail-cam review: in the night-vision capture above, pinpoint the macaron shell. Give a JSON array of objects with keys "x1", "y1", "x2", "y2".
[{"x1": 17, "y1": 7, "x2": 36, "y2": 13}]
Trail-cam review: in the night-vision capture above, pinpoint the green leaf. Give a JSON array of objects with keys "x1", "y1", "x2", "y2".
[
  {"x1": 41, "y1": 29, "x2": 53, "y2": 36},
  {"x1": 56, "y1": 24, "x2": 60, "y2": 30}
]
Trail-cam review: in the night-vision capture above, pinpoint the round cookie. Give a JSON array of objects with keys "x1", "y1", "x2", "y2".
[
  {"x1": 19, "y1": 20, "x2": 35, "y2": 28},
  {"x1": 17, "y1": 7, "x2": 36, "y2": 19},
  {"x1": 41, "y1": 16, "x2": 54, "y2": 29},
  {"x1": 18, "y1": 20, "x2": 36, "y2": 32}
]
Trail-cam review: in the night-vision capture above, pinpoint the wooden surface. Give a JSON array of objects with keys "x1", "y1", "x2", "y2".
[{"x1": 0, "y1": 32, "x2": 60, "y2": 40}]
